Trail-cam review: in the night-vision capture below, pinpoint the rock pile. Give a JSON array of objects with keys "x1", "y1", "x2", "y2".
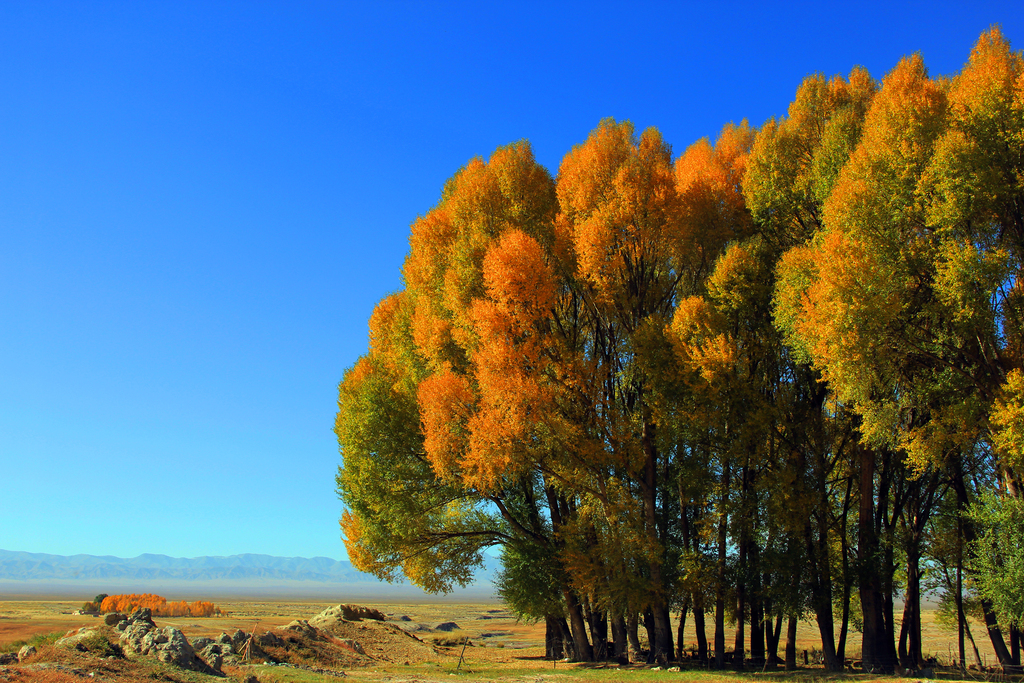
[{"x1": 118, "y1": 607, "x2": 219, "y2": 674}]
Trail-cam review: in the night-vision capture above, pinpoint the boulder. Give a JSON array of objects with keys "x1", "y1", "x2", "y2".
[
  {"x1": 104, "y1": 613, "x2": 127, "y2": 626},
  {"x1": 119, "y1": 622, "x2": 217, "y2": 674},
  {"x1": 56, "y1": 627, "x2": 104, "y2": 651},
  {"x1": 191, "y1": 636, "x2": 213, "y2": 650},
  {"x1": 17, "y1": 645, "x2": 36, "y2": 662},
  {"x1": 127, "y1": 608, "x2": 154, "y2": 627},
  {"x1": 257, "y1": 631, "x2": 285, "y2": 648},
  {"x1": 0, "y1": 653, "x2": 17, "y2": 664},
  {"x1": 283, "y1": 619, "x2": 321, "y2": 639},
  {"x1": 198, "y1": 642, "x2": 238, "y2": 668}
]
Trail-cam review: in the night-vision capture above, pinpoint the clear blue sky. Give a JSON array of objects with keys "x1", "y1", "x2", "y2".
[{"x1": 2, "y1": 1, "x2": 1021, "y2": 561}]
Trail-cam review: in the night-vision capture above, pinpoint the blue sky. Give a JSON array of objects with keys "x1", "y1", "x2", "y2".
[{"x1": 2, "y1": 1, "x2": 1021, "y2": 561}]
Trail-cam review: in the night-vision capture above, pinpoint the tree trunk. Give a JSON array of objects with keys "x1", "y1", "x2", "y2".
[
  {"x1": 964, "y1": 611, "x2": 984, "y2": 668},
  {"x1": 949, "y1": 465, "x2": 1013, "y2": 665},
  {"x1": 715, "y1": 461, "x2": 729, "y2": 669},
  {"x1": 858, "y1": 445, "x2": 895, "y2": 673},
  {"x1": 675, "y1": 599, "x2": 689, "y2": 661},
  {"x1": 982, "y1": 599, "x2": 1015, "y2": 666},
  {"x1": 735, "y1": 542, "x2": 746, "y2": 669},
  {"x1": 806, "y1": 516, "x2": 839, "y2": 671},
  {"x1": 546, "y1": 616, "x2": 566, "y2": 660},
  {"x1": 563, "y1": 588, "x2": 593, "y2": 662},
  {"x1": 957, "y1": 545, "x2": 966, "y2": 669},
  {"x1": 750, "y1": 578, "x2": 765, "y2": 664},
  {"x1": 905, "y1": 542, "x2": 923, "y2": 669},
  {"x1": 785, "y1": 615, "x2": 798, "y2": 670},
  {"x1": 641, "y1": 416, "x2": 673, "y2": 663},
  {"x1": 588, "y1": 606, "x2": 608, "y2": 661},
  {"x1": 627, "y1": 611, "x2": 642, "y2": 663},
  {"x1": 643, "y1": 608, "x2": 657, "y2": 663},
  {"x1": 766, "y1": 613, "x2": 783, "y2": 665},
  {"x1": 611, "y1": 613, "x2": 628, "y2": 662},
  {"x1": 653, "y1": 605, "x2": 674, "y2": 664},
  {"x1": 693, "y1": 597, "x2": 709, "y2": 662},
  {"x1": 898, "y1": 604, "x2": 910, "y2": 669}
]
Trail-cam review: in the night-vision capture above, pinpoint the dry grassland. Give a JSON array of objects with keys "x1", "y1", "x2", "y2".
[{"x1": 0, "y1": 599, "x2": 1011, "y2": 682}]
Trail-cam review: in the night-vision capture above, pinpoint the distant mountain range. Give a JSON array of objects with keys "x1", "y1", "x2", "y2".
[
  {"x1": 0, "y1": 549, "x2": 373, "y2": 582},
  {"x1": 0, "y1": 549, "x2": 497, "y2": 599}
]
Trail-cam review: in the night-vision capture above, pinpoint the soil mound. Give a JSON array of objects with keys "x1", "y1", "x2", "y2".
[
  {"x1": 309, "y1": 604, "x2": 385, "y2": 627},
  {"x1": 260, "y1": 617, "x2": 440, "y2": 666}
]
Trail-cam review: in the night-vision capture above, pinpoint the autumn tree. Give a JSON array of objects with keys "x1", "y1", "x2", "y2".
[
  {"x1": 775, "y1": 30, "x2": 1024, "y2": 670},
  {"x1": 335, "y1": 26, "x2": 1024, "y2": 672}
]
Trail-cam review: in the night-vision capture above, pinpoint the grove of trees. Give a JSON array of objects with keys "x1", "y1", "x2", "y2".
[
  {"x1": 98, "y1": 594, "x2": 224, "y2": 618},
  {"x1": 335, "y1": 29, "x2": 1024, "y2": 673}
]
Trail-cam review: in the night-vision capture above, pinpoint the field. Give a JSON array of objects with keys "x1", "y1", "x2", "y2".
[{"x1": 0, "y1": 599, "x2": 1010, "y2": 682}]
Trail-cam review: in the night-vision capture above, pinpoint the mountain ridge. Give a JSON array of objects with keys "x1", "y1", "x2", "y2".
[
  {"x1": 0, "y1": 549, "x2": 369, "y2": 582},
  {"x1": 0, "y1": 549, "x2": 497, "y2": 589}
]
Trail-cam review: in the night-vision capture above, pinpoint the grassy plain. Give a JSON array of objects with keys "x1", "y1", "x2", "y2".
[{"x1": 0, "y1": 599, "x2": 1009, "y2": 682}]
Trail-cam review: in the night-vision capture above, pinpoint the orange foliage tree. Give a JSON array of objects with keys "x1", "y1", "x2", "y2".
[
  {"x1": 337, "y1": 28, "x2": 1024, "y2": 673},
  {"x1": 99, "y1": 594, "x2": 221, "y2": 617}
]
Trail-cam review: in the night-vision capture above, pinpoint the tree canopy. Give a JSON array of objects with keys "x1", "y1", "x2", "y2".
[{"x1": 336, "y1": 28, "x2": 1024, "y2": 672}]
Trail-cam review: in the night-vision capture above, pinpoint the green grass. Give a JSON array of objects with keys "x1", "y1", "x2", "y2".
[
  {"x1": 0, "y1": 630, "x2": 63, "y2": 653},
  {"x1": 240, "y1": 660, "x2": 933, "y2": 683}
]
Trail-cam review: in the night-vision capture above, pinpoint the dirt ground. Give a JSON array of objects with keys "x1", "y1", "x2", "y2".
[
  {"x1": 0, "y1": 599, "x2": 1001, "y2": 661},
  {"x1": 0, "y1": 599, "x2": 1010, "y2": 682}
]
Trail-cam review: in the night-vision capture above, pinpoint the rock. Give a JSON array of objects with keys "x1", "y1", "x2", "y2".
[
  {"x1": 104, "y1": 613, "x2": 127, "y2": 626},
  {"x1": 127, "y1": 608, "x2": 154, "y2": 626},
  {"x1": 191, "y1": 637, "x2": 213, "y2": 650},
  {"x1": 120, "y1": 621, "x2": 155, "y2": 649},
  {"x1": 17, "y1": 645, "x2": 36, "y2": 662},
  {"x1": 309, "y1": 604, "x2": 385, "y2": 628},
  {"x1": 257, "y1": 631, "x2": 285, "y2": 648},
  {"x1": 284, "y1": 619, "x2": 321, "y2": 638},
  {"x1": 433, "y1": 622, "x2": 459, "y2": 632},
  {"x1": 119, "y1": 623, "x2": 217, "y2": 674},
  {"x1": 56, "y1": 628, "x2": 104, "y2": 651},
  {"x1": 216, "y1": 633, "x2": 234, "y2": 646},
  {"x1": 0, "y1": 653, "x2": 17, "y2": 664},
  {"x1": 230, "y1": 629, "x2": 248, "y2": 647},
  {"x1": 114, "y1": 619, "x2": 128, "y2": 632}
]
